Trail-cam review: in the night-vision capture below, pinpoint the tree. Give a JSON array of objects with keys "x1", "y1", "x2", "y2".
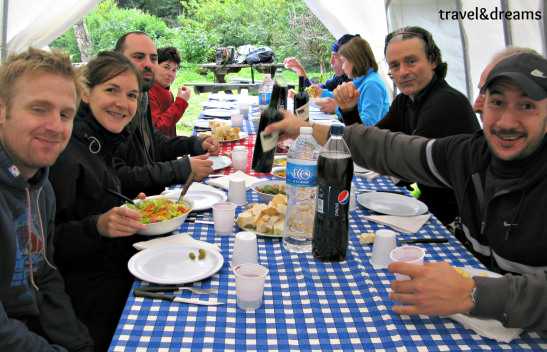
[
  {"x1": 72, "y1": 18, "x2": 93, "y2": 62},
  {"x1": 285, "y1": 1, "x2": 333, "y2": 77}
]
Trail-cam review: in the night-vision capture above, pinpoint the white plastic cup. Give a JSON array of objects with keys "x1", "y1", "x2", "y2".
[
  {"x1": 212, "y1": 202, "x2": 237, "y2": 236},
  {"x1": 231, "y1": 146, "x2": 248, "y2": 172},
  {"x1": 369, "y1": 229, "x2": 397, "y2": 268},
  {"x1": 231, "y1": 113, "x2": 244, "y2": 127},
  {"x1": 239, "y1": 102, "x2": 250, "y2": 117},
  {"x1": 234, "y1": 263, "x2": 268, "y2": 311},
  {"x1": 228, "y1": 178, "x2": 247, "y2": 206},
  {"x1": 389, "y1": 245, "x2": 425, "y2": 281},
  {"x1": 231, "y1": 231, "x2": 258, "y2": 268}
]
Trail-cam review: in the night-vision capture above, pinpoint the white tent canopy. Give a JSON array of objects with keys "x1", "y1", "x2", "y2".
[
  {"x1": 305, "y1": 0, "x2": 546, "y2": 103},
  {"x1": 2, "y1": 0, "x2": 545, "y2": 103}
]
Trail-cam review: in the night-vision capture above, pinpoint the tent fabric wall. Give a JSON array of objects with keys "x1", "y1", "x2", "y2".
[
  {"x1": 1, "y1": 0, "x2": 544, "y2": 103},
  {"x1": 304, "y1": 0, "x2": 546, "y2": 103},
  {"x1": 1, "y1": 0, "x2": 99, "y2": 59}
]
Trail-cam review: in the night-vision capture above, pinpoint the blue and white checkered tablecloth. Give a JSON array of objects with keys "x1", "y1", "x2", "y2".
[{"x1": 109, "y1": 176, "x2": 546, "y2": 351}]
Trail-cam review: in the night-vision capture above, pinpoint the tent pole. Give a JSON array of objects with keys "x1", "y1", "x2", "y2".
[
  {"x1": 455, "y1": 0, "x2": 473, "y2": 101},
  {"x1": 1, "y1": 0, "x2": 8, "y2": 60},
  {"x1": 500, "y1": 0, "x2": 513, "y2": 46}
]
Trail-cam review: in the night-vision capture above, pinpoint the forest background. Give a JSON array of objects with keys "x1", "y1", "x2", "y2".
[{"x1": 50, "y1": 0, "x2": 335, "y2": 136}]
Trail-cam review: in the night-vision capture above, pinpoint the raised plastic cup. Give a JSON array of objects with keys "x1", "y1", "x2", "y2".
[
  {"x1": 370, "y1": 229, "x2": 397, "y2": 268},
  {"x1": 231, "y1": 231, "x2": 258, "y2": 268},
  {"x1": 389, "y1": 245, "x2": 425, "y2": 281},
  {"x1": 212, "y1": 202, "x2": 237, "y2": 236},
  {"x1": 234, "y1": 263, "x2": 268, "y2": 311}
]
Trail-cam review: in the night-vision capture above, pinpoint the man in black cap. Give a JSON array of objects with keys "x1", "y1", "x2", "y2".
[
  {"x1": 283, "y1": 34, "x2": 357, "y2": 113},
  {"x1": 265, "y1": 52, "x2": 547, "y2": 332}
]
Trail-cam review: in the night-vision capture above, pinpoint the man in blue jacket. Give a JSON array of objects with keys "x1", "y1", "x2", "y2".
[
  {"x1": 284, "y1": 34, "x2": 357, "y2": 114},
  {"x1": 0, "y1": 48, "x2": 93, "y2": 351}
]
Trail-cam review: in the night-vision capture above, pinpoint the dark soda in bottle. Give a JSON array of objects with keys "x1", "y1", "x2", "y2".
[
  {"x1": 293, "y1": 75, "x2": 310, "y2": 121},
  {"x1": 312, "y1": 124, "x2": 353, "y2": 261},
  {"x1": 251, "y1": 83, "x2": 283, "y2": 173},
  {"x1": 273, "y1": 68, "x2": 288, "y2": 111}
]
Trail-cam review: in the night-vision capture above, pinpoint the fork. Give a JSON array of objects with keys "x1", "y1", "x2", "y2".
[{"x1": 138, "y1": 285, "x2": 218, "y2": 295}]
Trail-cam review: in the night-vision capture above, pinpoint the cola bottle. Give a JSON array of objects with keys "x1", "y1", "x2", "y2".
[
  {"x1": 312, "y1": 124, "x2": 353, "y2": 261},
  {"x1": 251, "y1": 84, "x2": 283, "y2": 174}
]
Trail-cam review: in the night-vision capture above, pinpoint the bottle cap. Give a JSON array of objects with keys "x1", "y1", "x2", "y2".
[
  {"x1": 330, "y1": 124, "x2": 344, "y2": 135},
  {"x1": 300, "y1": 126, "x2": 313, "y2": 135}
]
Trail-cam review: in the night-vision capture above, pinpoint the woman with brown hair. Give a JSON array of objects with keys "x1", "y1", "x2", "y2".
[{"x1": 338, "y1": 35, "x2": 390, "y2": 126}]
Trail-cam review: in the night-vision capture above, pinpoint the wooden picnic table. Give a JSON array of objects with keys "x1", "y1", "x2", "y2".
[{"x1": 198, "y1": 62, "x2": 285, "y2": 83}]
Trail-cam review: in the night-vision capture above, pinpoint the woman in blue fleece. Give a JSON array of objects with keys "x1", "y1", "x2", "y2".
[{"x1": 337, "y1": 36, "x2": 390, "y2": 126}]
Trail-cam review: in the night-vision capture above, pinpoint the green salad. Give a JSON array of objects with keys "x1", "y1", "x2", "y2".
[{"x1": 127, "y1": 197, "x2": 191, "y2": 224}]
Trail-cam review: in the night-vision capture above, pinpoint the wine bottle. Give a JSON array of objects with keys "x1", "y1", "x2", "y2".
[
  {"x1": 252, "y1": 84, "x2": 283, "y2": 174},
  {"x1": 293, "y1": 75, "x2": 310, "y2": 121}
]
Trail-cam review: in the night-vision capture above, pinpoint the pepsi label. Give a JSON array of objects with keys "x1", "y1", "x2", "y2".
[
  {"x1": 316, "y1": 186, "x2": 349, "y2": 218},
  {"x1": 286, "y1": 161, "x2": 317, "y2": 187}
]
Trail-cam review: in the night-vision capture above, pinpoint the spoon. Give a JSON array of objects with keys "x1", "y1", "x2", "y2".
[{"x1": 178, "y1": 171, "x2": 196, "y2": 203}]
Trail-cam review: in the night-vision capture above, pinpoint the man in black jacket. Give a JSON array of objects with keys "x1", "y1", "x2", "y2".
[{"x1": 113, "y1": 32, "x2": 220, "y2": 197}]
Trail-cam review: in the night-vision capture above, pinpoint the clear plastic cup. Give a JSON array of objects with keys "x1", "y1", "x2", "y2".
[
  {"x1": 389, "y1": 245, "x2": 425, "y2": 280},
  {"x1": 231, "y1": 113, "x2": 243, "y2": 127},
  {"x1": 370, "y1": 229, "x2": 397, "y2": 268},
  {"x1": 231, "y1": 146, "x2": 248, "y2": 172},
  {"x1": 231, "y1": 231, "x2": 258, "y2": 268},
  {"x1": 227, "y1": 178, "x2": 247, "y2": 206},
  {"x1": 212, "y1": 202, "x2": 237, "y2": 236},
  {"x1": 234, "y1": 263, "x2": 268, "y2": 311}
]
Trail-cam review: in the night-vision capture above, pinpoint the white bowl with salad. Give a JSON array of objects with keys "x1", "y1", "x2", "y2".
[{"x1": 125, "y1": 194, "x2": 194, "y2": 236}]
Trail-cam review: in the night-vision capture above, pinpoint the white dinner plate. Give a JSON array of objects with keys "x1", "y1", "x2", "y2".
[
  {"x1": 202, "y1": 108, "x2": 236, "y2": 118},
  {"x1": 163, "y1": 188, "x2": 227, "y2": 211},
  {"x1": 357, "y1": 192, "x2": 428, "y2": 216},
  {"x1": 238, "y1": 225, "x2": 282, "y2": 238},
  {"x1": 459, "y1": 266, "x2": 503, "y2": 279},
  {"x1": 271, "y1": 166, "x2": 286, "y2": 179},
  {"x1": 208, "y1": 156, "x2": 232, "y2": 170},
  {"x1": 207, "y1": 93, "x2": 238, "y2": 101},
  {"x1": 310, "y1": 98, "x2": 329, "y2": 109},
  {"x1": 192, "y1": 119, "x2": 232, "y2": 129},
  {"x1": 219, "y1": 132, "x2": 248, "y2": 143},
  {"x1": 128, "y1": 244, "x2": 224, "y2": 285},
  {"x1": 185, "y1": 189, "x2": 227, "y2": 211}
]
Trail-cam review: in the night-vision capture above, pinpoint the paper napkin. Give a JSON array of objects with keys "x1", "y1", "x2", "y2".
[
  {"x1": 446, "y1": 313, "x2": 523, "y2": 343},
  {"x1": 363, "y1": 214, "x2": 431, "y2": 234},
  {"x1": 205, "y1": 170, "x2": 260, "y2": 190},
  {"x1": 133, "y1": 233, "x2": 221, "y2": 252}
]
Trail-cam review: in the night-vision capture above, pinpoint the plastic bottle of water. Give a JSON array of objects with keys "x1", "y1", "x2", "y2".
[
  {"x1": 258, "y1": 74, "x2": 273, "y2": 112},
  {"x1": 282, "y1": 126, "x2": 321, "y2": 253}
]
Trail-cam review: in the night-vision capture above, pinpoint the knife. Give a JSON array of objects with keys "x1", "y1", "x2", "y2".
[
  {"x1": 398, "y1": 238, "x2": 448, "y2": 244},
  {"x1": 357, "y1": 189, "x2": 406, "y2": 195},
  {"x1": 133, "y1": 288, "x2": 223, "y2": 306}
]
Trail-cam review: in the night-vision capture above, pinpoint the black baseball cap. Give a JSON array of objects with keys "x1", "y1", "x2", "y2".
[{"x1": 481, "y1": 53, "x2": 547, "y2": 101}]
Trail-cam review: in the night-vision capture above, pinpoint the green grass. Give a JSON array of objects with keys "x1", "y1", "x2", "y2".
[{"x1": 171, "y1": 63, "x2": 328, "y2": 136}]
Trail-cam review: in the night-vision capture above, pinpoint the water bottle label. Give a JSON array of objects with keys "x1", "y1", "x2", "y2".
[
  {"x1": 286, "y1": 162, "x2": 317, "y2": 187},
  {"x1": 316, "y1": 186, "x2": 350, "y2": 218},
  {"x1": 259, "y1": 92, "x2": 271, "y2": 106}
]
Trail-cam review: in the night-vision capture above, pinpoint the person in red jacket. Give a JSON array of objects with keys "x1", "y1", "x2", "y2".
[{"x1": 149, "y1": 46, "x2": 191, "y2": 137}]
